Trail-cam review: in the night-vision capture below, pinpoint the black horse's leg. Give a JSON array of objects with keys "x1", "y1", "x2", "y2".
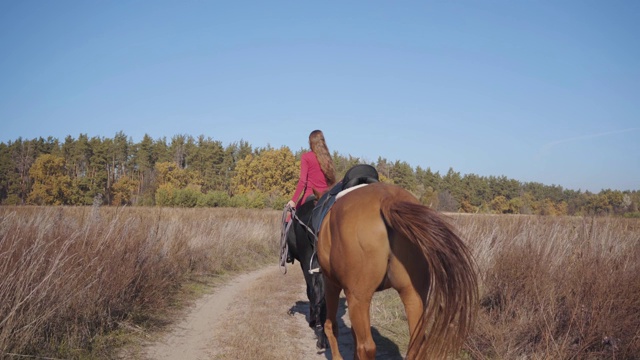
[
  {"x1": 301, "y1": 261, "x2": 328, "y2": 349},
  {"x1": 311, "y1": 272, "x2": 329, "y2": 349},
  {"x1": 290, "y1": 201, "x2": 328, "y2": 350},
  {"x1": 303, "y1": 269, "x2": 317, "y2": 328}
]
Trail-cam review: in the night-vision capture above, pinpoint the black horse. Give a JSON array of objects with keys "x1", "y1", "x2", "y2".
[{"x1": 285, "y1": 196, "x2": 328, "y2": 350}]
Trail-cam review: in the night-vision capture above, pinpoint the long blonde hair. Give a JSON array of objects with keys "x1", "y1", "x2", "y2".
[{"x1": 309, "y1": 130, "x2": 336, "y2": 185}]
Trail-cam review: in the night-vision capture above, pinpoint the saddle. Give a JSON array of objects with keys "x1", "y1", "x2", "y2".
[{"x1": 310, "y1": 164, "x2": 380, "y2": 234}]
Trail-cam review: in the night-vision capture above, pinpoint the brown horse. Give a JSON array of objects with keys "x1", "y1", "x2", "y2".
[{"x1": 317, "y1": 182, "x2": 478, "y2": 359}]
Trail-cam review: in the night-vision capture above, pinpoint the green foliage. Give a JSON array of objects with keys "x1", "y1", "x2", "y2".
[
  {"x1": 155, "y1": 184, "x2": 176, "y2": 207},
  {"x1": 230, "y1": 192, "x2": 267, "y2": 209},
  {"x1": 333, "y1": 153, "x2": 361, "y2": 180},
  {"x1": 266, "y1": 192, "x2": 289, "y2": 210},
  {"x1": 187, "y1": 135, "x2": 226, "y2": 193},
  {"x1": 390, "y1": 160, "x2": 416, "y2": 191},
  {"x1": 1, "y1": 134, "x2": 638, "y2": 215},
  {"x1": 3, "y1": 194, "x2": 21, "y2": 205},
  {"x1": 174, "y1": 187, "x2": 200, "y2": 208},
  {"x1": 196, "y1": 191, "x2": 231, "y2": 208}
]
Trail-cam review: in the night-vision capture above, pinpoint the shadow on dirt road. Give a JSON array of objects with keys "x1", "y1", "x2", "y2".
[{"x1": 289, "y1": 298, "x2": 403, "y2": 360}]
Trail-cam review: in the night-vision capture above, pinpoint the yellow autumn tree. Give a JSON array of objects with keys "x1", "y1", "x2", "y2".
[
  {"x1": 155, "y1": 161, "x2": 203, "y2": 189},
  {"x1": 28, "y1": 154, "x2": 72, "y2": 205},
  {"x1": 153, "y1": 161, "x2": 203, "y2": 206},
  {"x1": 232, "y1": 154, "x2": 255, "y2": 195},
  {"x1": 556, "y1": 201, "x2": 568, "y2": 216},
  {"x1": 378, "y1": 173, "x2": 393, "y2": 184},
  {"x1": 490, "y1": 195, "x2": 509, "y2": 214},
  {"x1": 539, "y1": 198, "x2": 558, "y2": 215},
  {"x1": 112, "y1": 175, "x2": 140, "y2": 206},
  {"x1": 232, "y1": 147, "x2": 298, "y2": 196}
]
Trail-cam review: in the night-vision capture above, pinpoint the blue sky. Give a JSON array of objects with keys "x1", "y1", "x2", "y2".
[{"x1": 1, "y1": 1, "x2": 638, "y2": 192}]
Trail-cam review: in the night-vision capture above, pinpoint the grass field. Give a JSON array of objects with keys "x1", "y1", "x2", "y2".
[
  {"x1": 0, "y1": 206, "x2": 281, "y2": 358},
  {"x1": 458, "y1": 214, "x2": 640, "y2": 359},
  {"x1": 1, "y1": 207, "x2": 638, "y2": 359}
]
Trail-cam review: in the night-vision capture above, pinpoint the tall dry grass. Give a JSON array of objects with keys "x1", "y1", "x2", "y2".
[
  {"x1": 3, "y1": 206, "x2": 638, "y2": 359},
  {"x1": 0, "y1": 206, "x2": 280, "y2": 358},
  {"x1": 453, "y1": 215, "x2": 640, "y2": 359},
  {"x1": 354, "y1": 215, "x2": 640, "y2": 359}
]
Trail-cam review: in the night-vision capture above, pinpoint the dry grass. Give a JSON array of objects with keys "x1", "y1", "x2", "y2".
[
  {"x1": 214, "y1": 214, "x2": 639, "y2": 359},
  {"x1": 335, "y1": 215, "x2": 640, "y2": 359},
  {"x1": 455, "y1": 215, "x2": 640, "y2": 359},
  {"x1": 3, "y1": 206, "x2": 639, "y2": 359},
  {"x1": 202, "y1": 213, "x2": 640, "y2": 360},
  {"x1": 0, "y1": 206, "x2": 280, "y2": 359},
  {"x1": 369, "y1": 289, "x2": 410, "y2": 354}
]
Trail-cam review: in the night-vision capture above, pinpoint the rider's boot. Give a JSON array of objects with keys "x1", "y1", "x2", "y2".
[{"x1": 286, "y1": 239, "x2": 294, "y2": 264}]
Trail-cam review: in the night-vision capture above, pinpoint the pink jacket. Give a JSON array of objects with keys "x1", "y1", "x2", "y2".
[{"x1": 292, "y1": 151, "x2": 329, "y2": 206}]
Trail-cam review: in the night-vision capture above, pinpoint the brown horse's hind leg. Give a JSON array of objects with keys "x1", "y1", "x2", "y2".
[
  {"x1": 389, "y1": 258, "x2": 429, "y2": 358},
  {"x1": 345, "y1": 292, "x2": 376, "y2": 360},
  {"x1": 398, "y1": 285, "x2": 426, "y2": 357},
  {"x1": 324, "y1": 278, "x2": 343, "y2": 360}
]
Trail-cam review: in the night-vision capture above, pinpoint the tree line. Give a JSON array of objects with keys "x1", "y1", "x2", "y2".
[{"x1": 1, "y1": 132, "x2": 638, "y2": 217}]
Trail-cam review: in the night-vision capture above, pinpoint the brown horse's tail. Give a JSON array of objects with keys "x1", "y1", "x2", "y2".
[{"x1": 381, "y1": 198, "x2": 478, "y2": 359}]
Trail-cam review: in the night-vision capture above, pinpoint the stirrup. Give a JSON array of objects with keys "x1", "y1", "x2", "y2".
[{"x1": 308, "y1": 251, "x2": 321, "y2": 274}]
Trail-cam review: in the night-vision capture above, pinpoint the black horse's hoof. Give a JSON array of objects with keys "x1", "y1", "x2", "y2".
[{"x1": 314, "y1": 325, "x2": 328, "y2": 350}]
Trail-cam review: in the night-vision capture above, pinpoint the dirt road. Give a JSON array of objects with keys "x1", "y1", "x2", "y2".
[
  {"x1": 140, "y1": 264, "x2": 404, "y2": 360},
  {"x1": 144, "y1": 267, "x2": 278, "y2": 360}
]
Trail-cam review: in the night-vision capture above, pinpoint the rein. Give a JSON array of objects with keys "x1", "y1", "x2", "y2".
[
  {"x1": 279, "y1": 204, "x2": 318, "y2": 275},
  {"x1": 279, "y1": 205, "x2": 294, "y2": 274}
]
